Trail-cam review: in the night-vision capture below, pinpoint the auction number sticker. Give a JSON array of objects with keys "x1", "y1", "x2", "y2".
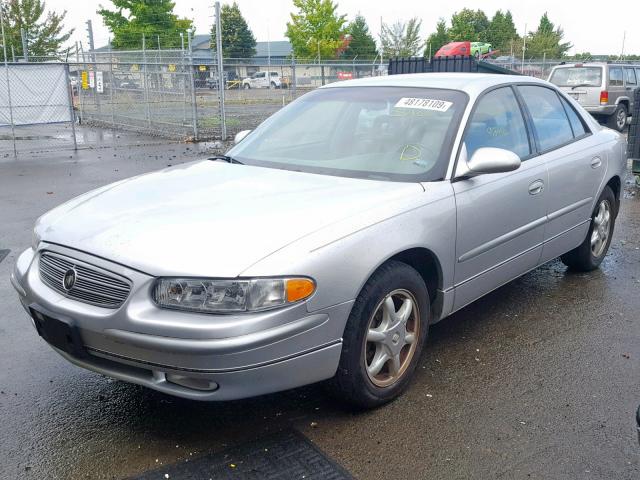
[{"x1": 394, "y1": 97, "x2": 452, "y2": 112}]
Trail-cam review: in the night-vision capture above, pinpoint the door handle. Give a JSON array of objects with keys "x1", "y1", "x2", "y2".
[
  {"x1": 528, "y1": 179, "x2": 545, "y2": 195},
  {"x1": 590, "y1": 157, "x2": 602, "y2": 169}
]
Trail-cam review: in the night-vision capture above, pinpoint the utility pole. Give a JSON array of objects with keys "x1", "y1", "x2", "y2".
[
  {"x1": 86, "y1": 20, "x2": 95, "y2": 58},
  {"x1": 620, "y1": 31, "x2": 626, "y2": 60},
  {"x1": 521, "y1": 23, "x2": 527, "y2": 69},
  {"x1": 20, "y1": 27, "x2": 28, "y2": 61}
]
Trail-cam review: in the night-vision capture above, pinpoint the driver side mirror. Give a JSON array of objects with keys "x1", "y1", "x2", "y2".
[
  {"x1": 458, "y1": 147, "x2": 521, "y2": 178},
  {"x1": 234, "y1": 130, "x2": 251, "y2": 144}
]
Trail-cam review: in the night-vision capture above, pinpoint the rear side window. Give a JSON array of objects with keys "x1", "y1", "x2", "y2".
[
  {"x1": 518, "y1": 86, "x2": 574, "y2": 152},
  {"x1": 625, "y1": 68, "x2": 637, "y2": 86},
  {"x1": 609, "y1": 67, "x2": 623, "y2": 86},
  {"x1": 464, "y1": 86, "x2": 530, "y2": 159},
  {"x1": 559, "y1": 96, "x2": 587, "y2": 138}
]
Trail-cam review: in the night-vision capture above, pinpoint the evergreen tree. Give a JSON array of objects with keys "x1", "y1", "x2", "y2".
[
  {"x1": 98, "y1": 0, "x2": 193, "y2": 49},
  {"x1": 211, "y1": 2, "x2": 256, "y2": 59},
  {"x1": 424, "y1": 18, "x2": 449, "y2": 57},
  {"x1": 525, "y1": 12, "x2": 572, "y2": 58},
  {"x1": 1, "y1": 0, "x2": 73, "y2": 59},
  {"x1": 343, "y1": 14, "x2": 377, "y2": 59},
  {"x1": 487, "y1": 10, "x2": 518, "y2": 52},
  {"x1": 285, "y1": 0, "x2": 346, "y2": 59},
  {"x1": 380, "y1": 17, "x2": 423, "y2": 58}
]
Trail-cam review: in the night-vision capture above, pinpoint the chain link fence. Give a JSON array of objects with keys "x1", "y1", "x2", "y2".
[{"x1": 3, "y1": 50, "x2": 639, "y2": 155}]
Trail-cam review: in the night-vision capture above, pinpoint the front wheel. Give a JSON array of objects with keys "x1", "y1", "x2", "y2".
[
  {"x1": 243, "y1": 83, "x2": 250, "y2": 89},
  {"x1": 331, "y1": 261, "x2": 429, "y2": 408},
  {"x1": 607, "y1": 104, "x2": 627, "y2": 132},
  {"x1": 561, "y1": 186, "x2": 616, "y2": 271}
]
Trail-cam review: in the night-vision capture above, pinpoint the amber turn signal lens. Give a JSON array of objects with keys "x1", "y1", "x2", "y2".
[{"x1": 286, "y1": 278, "x2": 315, "y2": 303}]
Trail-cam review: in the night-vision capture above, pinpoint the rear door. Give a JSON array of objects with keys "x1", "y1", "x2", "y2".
[
  {"x1": 624, "y1": 67, "x2": 637, "y2": 110},
  {"x1": 608, "y1": 66, "x2": 624, "y2": 106},
  {"x1": 452, "y1": 85, "x2": 547, "y2": 310},
  {"x1": 516, "y1": 84, "x2": 607, "y2": 262}
]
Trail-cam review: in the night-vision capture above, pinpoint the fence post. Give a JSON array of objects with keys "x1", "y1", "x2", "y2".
[
  {"x1": 75, "y1": 42, "x2": 85, "y2": 124},
  {"x1": 142, "y1": 34, "x2": 151, "y2": 128},
  {"x1": 1, "y1": 8, "x2": 17, "y2": 156},
  {"x1": 291, "y1": 56, "x2": 296, "y2": 98},
  {"x1": 64, "y1": 63, "x2": 77, "y2": 150},
  {"x1": 214, "y1": 1, "x2": 226, "y2": 140},
  {"x1": 108, "y1": 40, "x2": 115, "y2": 126},
  {"x1": 187, "y1": 31, "x2": 198, "y2": 140}
]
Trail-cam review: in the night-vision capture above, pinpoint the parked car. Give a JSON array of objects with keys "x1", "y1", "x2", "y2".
[
  {"x1": 548, "y1": 62, "x2": 640, "y2": 132},
  {"x1": 12, "y1": 74, "x2": 626, "y2": 408},
  {"x1": 435, "y1": 41, "x2": 471, "y2": 57},
  {"x1": 242, "y1": 71, "x2": 283, "y2": 89},
  {"x1": 470, "y1": 42, "x2": 492, "y2": 58}
]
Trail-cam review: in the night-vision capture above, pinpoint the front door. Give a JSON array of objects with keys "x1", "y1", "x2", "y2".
[{"x1": 453, "y1": 86, "x2": 547, "y2": 310}]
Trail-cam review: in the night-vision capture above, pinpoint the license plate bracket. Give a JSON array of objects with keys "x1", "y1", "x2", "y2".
[{"x1": 30, "y1": 306, "x2": 87, "y2": 358}]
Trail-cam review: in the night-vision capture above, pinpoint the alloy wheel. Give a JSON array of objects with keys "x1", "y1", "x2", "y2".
[
  {"x1": 591, "y1": 199, "x2": 612, "y2": 258},
  {"x1": 363, "y1": 289, "x2": 420, "y2": 388}
]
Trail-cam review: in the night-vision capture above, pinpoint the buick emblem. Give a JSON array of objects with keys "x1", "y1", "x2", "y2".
[{"x1": 63, "y1": 268, "x2": 77, "y2": 291}]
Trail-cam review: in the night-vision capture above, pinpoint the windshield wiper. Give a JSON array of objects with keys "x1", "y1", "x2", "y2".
[
  {"x1": 570, "y1": 83, "x2": 594, "y2": 89},
  {"x1": 208, "y1": 155, "x2": 243, "y2": 165}
]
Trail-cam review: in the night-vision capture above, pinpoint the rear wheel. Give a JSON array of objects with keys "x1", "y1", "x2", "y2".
[
  {"x1": 243, "y1": 83, "x2": 250, "y2": 89},
  {"x1": 561, "y1": 186, "x2": 616, "y2": 271},
  {"x1": 607, "y1": 104, "x2": 627, "y2": 132},
  {"x1": 331, "y1": 261, "x2": 429, "y2": 408}
]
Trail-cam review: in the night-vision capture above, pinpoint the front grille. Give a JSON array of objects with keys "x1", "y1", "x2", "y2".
[{"x1": 39, "y1": 252, "x2": 131, "y2": 308}]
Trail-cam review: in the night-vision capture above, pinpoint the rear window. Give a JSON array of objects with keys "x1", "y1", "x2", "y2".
[{"x1": 549, "y1": 67, "x2": 602, "y2": 87}]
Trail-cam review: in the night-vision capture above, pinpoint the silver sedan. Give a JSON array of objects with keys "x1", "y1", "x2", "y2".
[{"x1": 11, "y1": 73, "x2": 626, "y2": 408}]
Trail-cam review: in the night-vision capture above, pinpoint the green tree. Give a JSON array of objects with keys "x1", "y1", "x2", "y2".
[
  {"x1": 380, "y1": 17, "x2": 423, "y2": 58},
  {"x1": 0, "y1": 0, "x2": 73, "y2": 59},
  {"x1": 285, "y1": 0, "x2": 346, "y2": 59},
  {"x1": 424, "y1": 18, "x2": 449, "y2": 57},
  {"x1": 525, "y1": 13, "x2": 572, "y2": 58},
  {"x1": 448, "y1": 9, "x2": 489, "y2": 42},
  {"x1": 98, "y1": 0, "x2": 193, "y2": 49},
  {"x1": 211, "y1": 2, "x2": 256, "y2": 58},
  {"x1": 342, "y1": 14, "x2": 377, "y2": 59},
  {"x1": 487, "y1": 10, "x2": 518, "y2": 52}
]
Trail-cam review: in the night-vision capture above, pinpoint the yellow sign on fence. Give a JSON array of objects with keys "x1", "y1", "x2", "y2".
[
  {"x1": 168, "y1": 64, "x2": 176, "y2": 72},
  {"x1": 198, "y1": 65, "x2": 207, "y2": 72},
  {"x1": 81, "y1": 71, "x2": 88, "y2": 90}
]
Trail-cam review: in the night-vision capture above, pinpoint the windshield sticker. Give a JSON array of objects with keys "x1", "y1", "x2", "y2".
[{"x1": 394, "y1": 97, "x2": 453, "y2": 112}]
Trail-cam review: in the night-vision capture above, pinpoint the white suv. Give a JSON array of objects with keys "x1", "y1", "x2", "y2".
[{"x1": 242, "y1": 71, "x2": 282, "y2": 89}]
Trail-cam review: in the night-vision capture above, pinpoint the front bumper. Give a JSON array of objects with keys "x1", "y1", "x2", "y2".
[{"x1": 11, "y1": 245, "x2": 352, "y2": 400}]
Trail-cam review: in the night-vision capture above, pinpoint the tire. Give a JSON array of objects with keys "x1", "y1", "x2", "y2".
[
  {"x1": 243, "y1": 83, "x2": 250, "y2": 89},
  {"x1": 561, "y1": 186, "x2": 616, "y2": 271},
  {"x1": 330, "y1": 261, "x2": 430, "y2": 409},
  {"x1": 607, "y1": 104, "x2": 627, "y2": 132},
  {"x1": 270, "y1": 81, "x2": 277, "y2": 89}
]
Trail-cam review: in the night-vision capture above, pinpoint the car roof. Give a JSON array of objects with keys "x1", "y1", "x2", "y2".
[{"x1": 322, "y1": 73, "x2": 548, "y2": 97}]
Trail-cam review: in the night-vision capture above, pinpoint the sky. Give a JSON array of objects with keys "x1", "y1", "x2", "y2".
[{"x1": 48, "y1": 0, "x2": 639, "y2": 56}]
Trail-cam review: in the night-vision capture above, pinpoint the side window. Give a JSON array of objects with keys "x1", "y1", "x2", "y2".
[
  {"x1": 518, "y1": 86, "x2": 574, "y2": 151},
  {"x1": 464, "y1": 87, "x2": 530, "y2": 159},
  {"x1": 625, "y1": 68, "x2": 637, "y2": 86},
  {"x1": 609, "y1": 67, "x2": 623, "y2": 86},
  {"x1": 559, "y1": 96, "x2": 587, "y2": 138}
]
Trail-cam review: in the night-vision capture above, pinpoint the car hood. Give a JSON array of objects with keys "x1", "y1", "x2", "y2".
[{"x1": 37, "y1": 160, "x2": 422, "y2": 277}]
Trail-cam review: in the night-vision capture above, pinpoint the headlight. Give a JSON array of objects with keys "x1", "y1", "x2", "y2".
[{"x1": 153, "y1": 277, "x2": 316, "y2": 313}]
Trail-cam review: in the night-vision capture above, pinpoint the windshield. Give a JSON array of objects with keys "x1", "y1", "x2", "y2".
[
  {"x1": 228, "y1": 86, "x2": 467, "y2": 181},
  {"x1": 549, "y1": 66, "x2": 603, "y2": 87}
]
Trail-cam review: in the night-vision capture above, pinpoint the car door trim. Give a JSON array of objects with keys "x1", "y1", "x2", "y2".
[
  {"x1": 547, "y1": 197, "x2": 593, "y2": 221},
  {"x1": 458, "y1": 215, "x2": 547, "y2": 263}
]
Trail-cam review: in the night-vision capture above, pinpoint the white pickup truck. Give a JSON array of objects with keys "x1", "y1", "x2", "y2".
[{"x1": 242, "y1": 71, "x2": 287, "y2": 89}]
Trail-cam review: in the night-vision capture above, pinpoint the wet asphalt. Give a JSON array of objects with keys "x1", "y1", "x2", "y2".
[{"x1": 0, "y1": 133, "x2": 639, "y2": 479}]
